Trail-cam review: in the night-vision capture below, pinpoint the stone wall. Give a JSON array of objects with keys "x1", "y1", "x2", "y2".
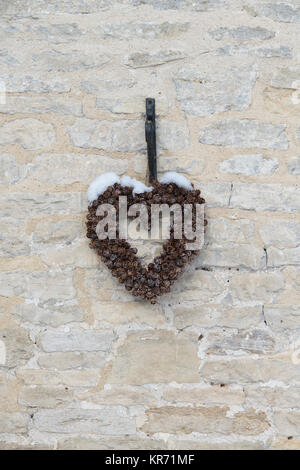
[{"x1": 0, "y1": 0, "x2": 300, "y2": 450}]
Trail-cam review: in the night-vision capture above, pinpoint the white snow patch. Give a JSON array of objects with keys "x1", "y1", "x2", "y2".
[
  {"x1": 88, "y1": 172, "x2": 153, "y2": 202},
  {"x1": 159, "y1": 171, "x2": 193, "y2": 190},
  {"x1": 87, "y1": 172, "x2": 121, "y2": 202},
  {"x1": 121, "y1": 175, "x2": 153, "y2": 195},
  {"x1": 87, "y1": 171, "x2": 194, "y2": 203}
]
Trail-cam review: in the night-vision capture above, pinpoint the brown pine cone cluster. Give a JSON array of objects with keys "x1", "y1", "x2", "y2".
[{"x1": 86, "y1": 181, "x2": 205, "y2": 304}]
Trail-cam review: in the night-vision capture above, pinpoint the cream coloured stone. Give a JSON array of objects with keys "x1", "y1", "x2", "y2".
[
  {"x1": 206, "y1": 329, "x2": 275, "y2": 355},
  {"x1": 40, "y1": 329, "x2": 116, "y2": 353},
  {"x1": 245, "y1": 385, "x2": 300, "y2": 408},
  {"x1": 0, "y1": 327, "x2": 34, "y2": 368},
  {"x1": 58, "y1": 436, "x2": 165, "y2": 450},
  {"x1": 19, "y1": 386, "x2": 73, "y2": 408},
  {"x1": 38, "y1": 352, "x2": 107, "y2": 370},
  {"x1": 230, "y1": 271, "x2": 284, "y2": 303},
  {"x1": 163, "y1": 385, "x2": 245, "y2": 406},
  {"x1": 108, "y1": 330, "x2": 200, "y2": 385},
  {"x1": 173, "y1": 304, "x2": 262, "y2": 329},
  {"x1": 200, "y1": 355, "x2": 300, "y2": 384},
  {"x1": 274, "y1": 411, "x2": 300, "y2": 437},
  {"x1": 91, "y1": 301, "x2": 166, "y2": 326},
  {"x1": 0, "y1": 119, "x2": 56, "y2": 150},
  {"x1": 34, "y1": 407, "x2": 136, "y2": 434},
  {"x1": 0, "y1": 374, "x2": 20, "y2": 412},
  {"x1": 29, "y1": 154, "x2": 128, "y2": 185},
  {"x1": 17, "y1": 369, "x2": 100, "y2": 387},
  {"x1": 270, "y1": 438, "x2": 300, "y2": 450},
  {"x1": 0, "y1": 413, "x2": 28, "y2": 433},
  {"x1": 142, "y1": 406, "x2": 269, "y2": 435},
  {"x1": 79, "y1": 387, "x2": 157, "y2": 406}
]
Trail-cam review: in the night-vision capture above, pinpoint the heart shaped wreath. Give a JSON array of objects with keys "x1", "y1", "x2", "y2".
[{"x1": 86, "y1": 172, "x2": 205, "y2": 304}]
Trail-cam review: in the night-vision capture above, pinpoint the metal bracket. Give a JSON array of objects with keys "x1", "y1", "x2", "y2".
[{"x1": 145, "y1": 98, "x2": 157, "y2": 184}]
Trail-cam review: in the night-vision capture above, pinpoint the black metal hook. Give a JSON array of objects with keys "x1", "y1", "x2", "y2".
[{"x1": 145, "y1": 98, "x2": 157, "y2": 184}]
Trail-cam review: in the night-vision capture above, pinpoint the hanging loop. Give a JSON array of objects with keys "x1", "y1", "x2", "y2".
[{"x1": 145, "y1": 98, "x2": 157, "y2": 184}]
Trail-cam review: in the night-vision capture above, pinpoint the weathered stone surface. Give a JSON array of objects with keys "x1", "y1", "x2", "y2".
[
  {"x1": 0, "y1": 327, "x2": 34, "y2": 368},
  {"x1": 173, "y1": 304, "x2": 262, "y2": 329},
  {"x1": 199, "y1": 120, "x2": 289, "y2": 150},
  {"x1": 0, "y1": 154, "x2": 28, "y2": 185},
  {"x1": 31, "y1": 217, "x2": 83, "y2": 245},
  {"x1": 206, "y1": 329, "x2": 275, "y2": 355},
  {"x1": 198, "y1": 245, "x2": 265, "y2": 270},
  {"x1": 163, "y1": 269, "x2": 227, "y2": 304},
  {"x1": 34, "y1": 408, "x2": 136, "y2": 434},
  {"x1": 230, "y1": 183, "x2": 300, "y2": 212},
  {"x1": 25, "y1": 22, "x2": 83, "y2": 43},
  {"x1": 0, "y1": 218, "x2": 29, "y2": 257},
  {"x1": 58, "y1": 436, "x2": 165, "y2": 450},
  {"x1": 100, "y1": 22, "x2": 189, "y2": 39},
  {"x1": 260, "y1": 220, "x2": 300, "y2": 248},
  {"x1": 39, "y1": 241, "x2": 98, "y2": 269},
  {"x1": 274, "y1": 411, "x2": 300, "y2": 437},
  {"x1": 32, "y1": 50, "x2": 109, "y2": 72},
  {"x1": 13, "y1": 302, "x2": 84, "y2": 327},
  {"x1": 142, "y1": 406, "x2": 269, "y2": 435},
  {"x1": 135, "y1": 155, "x2": 205, "y2": 175},
  {"x1": 79, "y1": 387, "x2": 157, "y2": 406},
  {"x1": 19, "y1": 386, "x2": 73, "y2": 408},
  {"x1": 175, "y1": 64, "x2": 257, "y2": 116},
  {"x1": 91, "y1": 301, "x2": 166, "y2": 326},
  {"x1": 0, "y1": 0, "x2": 299, "y2": 450},
  {"x1": 264, "y1": 306, "x2": 300, "y2": 331},
  {"x1": 245, "y1": 385, "x2": 300, "y2": 408},
  {"x1": 0, "y1": 73, "x2": 70, "y2": 93},
  {"x1": 206, "y1": 217, "x2": 254, "y2": 245},
  {"x1": 0, "y1": 192, "x2": 84, "y2": 218},
  {"x1": 163, "y1": 385, "x2": 245, "y2": 406},
  {"x1": 157, "y1": 120, "x2": 189, "y2": 150},
  {"x1": 0, "y1": 0, "x2": 111, "y2": 15},
  {"x1": 108, "y1": 330, "x2": 200, "y2": 385},
  {"x1": 0, "y1": 375, "x2": 19, "y2": 412},
  {"x1": 0, "y1": 270, "x2": 75, "y2": 302},
  {"x1": 196, "y1": 182, "x2": 232, "y2": 207},
  {"x1": 230, "y1": 271, "x2": 284, "y2": 303},
  {"x1": 96, "y1": 95, "x2": 169, "y2": 115},
  {"x1": 40, "y1": 329, "x2": 116, "y2": 353},
  {"x1": 0, "y1": 119, "x2": 56, "y2": 150},
  {"x1": 217, "y1": 45, "x2": 292, "y2": 58},
  {"x1": 0, "y1": 96, "x2": 82, "y2": 116},
  {"x1": 17, "y1": 369, "x2": 100, "y2": 387},
  {"x1": 248, "y1": 3, "x2": 300, "y2": 23},
  {"x1": 38, "y1": 352, "x2": 107, "y2": 370},
  {"x1": 120, "y1": 0, "x2": 227, "y2": 11},
  {"x1": 200, "y1": 355, "x2": 300, "y2": 384},
  {"x1": 68, "y1": 118, "x2": 189, "y2": 152},
  {"x1": 272, "y1": 66, "x2": 300, "y2": 89},
  {"x1": 167, "y1": 438, "x2": 265, "y2": 450},
  {"x1": 267, "y1": 246, "x2": 300, "y2": 267},
  {"x1": 67, "y1": 118, "x2": 144, "y2": 152},
  {"x1": 270, "y1": 438, "x2": 300, "y2": 450},
  {"x1": 29, "y1": 154, "x2": 128, "y2": 185},
  {"x1": 0, "y1": 442, "x2": 54, "y2": 450},
  {"x1": 209, "y1": 26, "x2": 275, "y2": 42},
  {"x1": 81, "y1": 77, "x2": 136, "y2": 94},
  {"x1": 0, "y1": 413, "x2": 28, "y2": 433},
  {"x1": 0, "y1": 49, "x2": 20, "y2": 67},
  {"x1": 220, "y1": 154, "x2": 278, "y2": 175},
  {"x1": 126, "y1": 50, "x2": 185, "y2": 68},
  {"x1": 288, "y1": 156, "x2": 300, "y2": 174}
]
